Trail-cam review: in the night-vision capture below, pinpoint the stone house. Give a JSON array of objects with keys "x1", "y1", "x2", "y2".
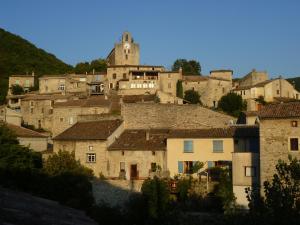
[
  {"x1": 0, "y1": 106, "x2": 22, "y2": 126},
  {"x1": 108, "y1": 129, "x2": 168, "y2": 180},
  {"x1": 235, "y1": 69, "x2": 268, "y2": 88},
  {"x1": 182, "y1": 70, "x2": 232, "y2": 108},
  {"x1": 20, "y1": 93, "x2": 71, "y2": 131},
  {"x1": 233, "y1": 72, "x2": 300, "y2": 111},
  {"x1": 52, "y1": 96, "x2": 111, "y2": 136},
  {"x1": 53, "y1": 120, "x2": 124, "y2": 177},
  {"x1": 259, "y1": 102, "x2": 300, "y2": 190},
  {"x1": 8, "y1": 74, "x2": 35, "y2": 95},
  {"x1": 7, "y1": 123, "x2": 48, "y2": 152}
]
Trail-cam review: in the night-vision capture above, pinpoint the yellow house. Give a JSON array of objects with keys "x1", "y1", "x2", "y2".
[{"x1": 167, "y1": 128, "x2": 234, "y2": 177}]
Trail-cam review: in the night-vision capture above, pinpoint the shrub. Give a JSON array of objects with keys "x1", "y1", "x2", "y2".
[{"x1": 11, "y1": 84, "x2": 24, "y2": 95}]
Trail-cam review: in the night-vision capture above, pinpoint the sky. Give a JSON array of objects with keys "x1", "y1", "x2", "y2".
[{"x1": 0, "y1": 0, "x2": 300, "y2": 78}]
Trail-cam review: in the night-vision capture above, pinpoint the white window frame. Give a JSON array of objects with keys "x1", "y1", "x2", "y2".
[{"x1": 86, "y1": 153, "x2": 96, "y2": 163}]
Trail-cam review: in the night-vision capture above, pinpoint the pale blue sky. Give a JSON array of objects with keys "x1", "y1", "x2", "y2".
[{"x1": 1, "y1": 0, "x2": 300, "y2": 78}]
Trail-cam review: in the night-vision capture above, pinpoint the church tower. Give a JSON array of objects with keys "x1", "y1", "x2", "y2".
[{"x1": 106, "y1": 32, "x2": 140, "y2": 65}]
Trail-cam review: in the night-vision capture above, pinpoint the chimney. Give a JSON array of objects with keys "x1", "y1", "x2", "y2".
[{"x1": 146, "y1": 130, "x2": 150, "y2": 141}]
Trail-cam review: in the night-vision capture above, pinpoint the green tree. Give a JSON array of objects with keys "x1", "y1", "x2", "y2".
[
  {"x1": 184, "y1": 89, "x2": 201, "y2": 104},
  {"x1": 263, "y1": 156, "x2": 300, "y2": 215},
  {"x1": 176, "y1": 80, "x2": 183, "y2": 98},
  {"x1": 141, "y1": 177, "x2": 170, "y2": 219},
  {"x1": 43, "y1": 150, "x2": 93, "y2": 178},
  {"x1": 218, "y1": 92, "x2": 247, "y2": 117},
  {"x1": 74, "y1": 62, "x2": 90, "y2": 74},
  {"x1": 11, "y1": 84, "x2": 24, "y2": 95},
  {"x1": 90, "y1": 59, "x2": 107, "y2": 72},
  {"x1": 172, "y1": 59, "x2": 201, "y2": 75}
]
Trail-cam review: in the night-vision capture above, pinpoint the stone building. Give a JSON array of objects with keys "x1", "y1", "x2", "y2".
[
  {"x1": 7, "y1": 123, "x2": 48, "y2": 152},
  {"x1": 53, "y1": 120, "x2": 124, "y2": 177},
  {"x1": 39, "y1": 74, "x2": 87, "y2": 95},
  {"x1": 108, "y1": 129, "x2": 168, "y2": 180},
  {"x1": 52, "y1": 96, "x2": 111, "y2": 136},
  {"x1": 233, "y1": 71, "x2": 300, "y2": 111},
  {"x1": 106, "y1": 31, "x2": 140, "y2": 66},
  {"x1": 20, "y1": 93, "x2": 71, "y2": 131},
  {"x1": 0, "y1": 106, "x2": 22, "y2": 126},
  {"x1": 259, "y1": 102, "x2": 300, "y2": 189},
  {"x1": 182, "y1": 70, "x2": 232, "y2": 108}
]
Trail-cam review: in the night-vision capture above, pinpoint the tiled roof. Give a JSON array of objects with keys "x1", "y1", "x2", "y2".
[
  {"x1": 6, "y1": 124, "x2": 47, "y2": 138},
  {"x1": 168, "y1": 126, "x2": 259, "y2": 138},
  {"x1": 122, "y1": 95, "x2": 156, "y2": 103},
  {"x1": 258, "y1": 102, "x2": 300, "y2": 119},
  {"x1": 242, "y1": 111, "x2": 259, "y2": 117},
  {"x1": 108, "y1": 126, "x2": 259, "y2": 151},
  {"x1": 53, "y1": 120, "x2": 123, "y2": 140},
  {"x1": 108, "y1": 129, "x2": 169, "y2": 151},
  {"x1": 54, "y1": 96, "x2": 110, "y2": 107}
]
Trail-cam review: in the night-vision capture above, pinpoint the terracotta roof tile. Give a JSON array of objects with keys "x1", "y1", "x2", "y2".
[
  {"x1": 108, "y1": 129, "x2": 169, "y2": 151},
  {"x1": 122, "y1": 95, "x2": 156, "y2": 103},
  {"x1": 6, "y1": 124, "x2": 47, "y2": 138},
  {"x1": 54, "y1": 96, "x2": 111, "y2": 107},
  {"x1": 53, "y1": 120, "x2": 123, "y2": 140},
  {"x1": 258, "y1": 102, "x2": 300, "y2": 119}
]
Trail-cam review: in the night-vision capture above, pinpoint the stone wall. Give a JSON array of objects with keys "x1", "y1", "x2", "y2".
[
  {"x1": 92, "y1": 179, "x2": 143, "y2": 208},
  {"x1": 260, "y1": 118, "x2": 300, "y2": 189},
  {"x1": 121, "y1": 103, "x2": 234, "y2": 129}
]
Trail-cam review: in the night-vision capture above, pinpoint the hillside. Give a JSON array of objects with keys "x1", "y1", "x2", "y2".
[
  {"x1": 0, "y1": 28, "x2": 73, "y2": 103},
  {"x1": 287, "y1": 77, "x2": 300, "y2": 92}
]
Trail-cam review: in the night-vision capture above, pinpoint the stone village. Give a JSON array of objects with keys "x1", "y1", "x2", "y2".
[{"x1": 1, "y1": 32, "x2": 300, "y2": 208}]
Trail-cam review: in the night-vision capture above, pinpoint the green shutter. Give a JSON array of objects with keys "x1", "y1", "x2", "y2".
[
  {"x1": 213, "y1": 140, "x2": 223, "y2": 153},
  {"x1": 178, "y1": 161, "x2": 183, "y2": 173},
  {"x1": 184, "y1": 140, "x2": 193, "y2": 153}
]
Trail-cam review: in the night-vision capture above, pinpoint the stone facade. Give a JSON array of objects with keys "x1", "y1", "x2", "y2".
[
  {"x1": 121, "y1": 103, "x2": 234, "y2": 129},
  {"x1": 8, "y1": 74, "x2": 35, "y2": 95},
  {"x1": 106, "y1": 32, "x2": 140, "y2": 66},
  {"x1": 0, "y1": 106, "x2": 22, "y2": 126},
  {"x1": 237, "y1": 69, "x2": 268, "y2": 88},
  {"x1": 18, "y1": 136, "x2": 48, "y2": 152},
  {"x1": 260, "y1": 118, "x2": 300, "y2": 187}
]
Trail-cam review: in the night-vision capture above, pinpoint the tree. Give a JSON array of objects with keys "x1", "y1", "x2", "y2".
[
  {"x1": 90, "y1": 59, "x2": 107, "y2": 72},
  {"x1": 176, "y1": 80, "x2": 183, "y2": 98},
  {"x1": 263, "y1": 156, "x2": 300, "y2": 215},
  {"x1": 184, "y1": 89, "x2": 201, "y2": 104},
  {"x1": 43, "y1": 150, "x2": 93, "y2": 178},
  {"x1": 11, "y1": 84, "x2": 24, "y2": 95},
  {"x1": 74, "y1": 62, "x2": 90, "y2": 74},
  {"x1": 172, "y1": 59, "x2": 201, "y2": 75},
  {"x1": 218, "y1": 92, "x2": 247, "y2": 117},
  {"x1": 141, "y1": 177, "x2": 170, "y2": 219}
]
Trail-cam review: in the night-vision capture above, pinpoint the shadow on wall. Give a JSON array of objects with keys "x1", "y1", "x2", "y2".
[{"x1": 92, "y1": 179, "x2": 144, "y2": 208}]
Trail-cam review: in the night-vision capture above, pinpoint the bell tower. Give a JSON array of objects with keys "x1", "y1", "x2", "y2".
[{"x1": 113, "y1": 31, "x2": 140, "y2": 65}]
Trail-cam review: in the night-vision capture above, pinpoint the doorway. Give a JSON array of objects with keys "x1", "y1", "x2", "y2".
[{"x1": 130, "y1": 164, "x2": 138, "y2": 180}]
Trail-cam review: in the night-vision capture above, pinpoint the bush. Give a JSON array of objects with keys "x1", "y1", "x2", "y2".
[
  {"x1": 141, "y1": 177, "x2": 170, "y2": 220},
  {"x1": 10, "y1": 84, "x2": 24, "y2": 95},
  {"x1": 218, "y1": 92, "x2": 247, "y2": 117},
  {"x1": 184, "y1": 89, "x2": 201, "y2": 104}
]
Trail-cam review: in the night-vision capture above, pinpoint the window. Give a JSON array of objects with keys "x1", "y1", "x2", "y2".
[
  {"x1": 168, "y1": 83, "x2": 171, "y2": 89},
  {"x1": 120, "y1": 162, "x2": 125, "y2": 172},
  {"x1": 25, "y1": 80, "x2": 30, "y2": 87},
  {"x1": 290, "y1": 138, "x2": 299, "y2": 151},
  {"x1": 125, "y1": 54, "x2": 128, "y2": 60},
  {"x1": 213, "y1": 140, "x2": 224, "y2": 153},
  {"x1": 59, "y1": 117, "x2": 64, "y2": 122},
  {"x1": 96, "y1": 75, "x2": 100, "y2": 81},
  {"x1": 109, "y1": 83, "x2": 113, "y2": 89},
  {"x1": 59, "y1": 84, "x2": 65, "y2": 90},
  {"x1": 277, "y1": 90, "x2": 280, "y2": 95},
  {"x1": 86, "y1": 153, "x2": 96, "y2": 163},
  {"x1": 89, "y1": 146, "x2": 93, "y2": 151},
  {"x1": 41, "y1": 108, "x2": 44, "y2": 113},
  {"x1": 245, "y1": 166, "x2": 256, "y2": 177},
  {"x1": 30, "y1": 101, "x2": 34, "y2": 106},
  {"x1": 291, "y1": 121, "x2": 298, "y2": 127},
  {"x1": 168, "y1": 74, "x2": 171, "y2": 78},
  {"x1": 123, "y1": 73, "x2": 126, "y2": 79},
  {"x1": 207, "y1": 161, "x2": 215, "y2": 168},
  {"x1": 122, "y1": 151, "x2": 125, "y2": 156},
  {"x1": 184, "y1": 140, "x2": 193, "y2": 153},
  {"x1": 15, "y1": 80, "x2": 20, "y2": 85},
  {"x1": 30, "y1": 108, "x2": 33, "y2": 114},
  {"x1": 178, "y1": 161, "x2": 195, "y2": 174},
  {"x1": 113, "y1": 73, "x2": 116, "y2": 79},
  {"x1": 152, "y1": 151, "x2": 156, "y2": 156},
  {"x1": 151, "y1": 163, "x2": 157, "y2": 172}
]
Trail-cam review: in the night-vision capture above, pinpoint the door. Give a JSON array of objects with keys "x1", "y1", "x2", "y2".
[{"x1": 130, "y1": 164, "x2": 138, "y2": 180}]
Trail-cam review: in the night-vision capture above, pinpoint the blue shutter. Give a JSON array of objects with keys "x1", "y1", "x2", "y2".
[
  {"x1": 178, "y1": 161, "x2": 183, "y2": 173},
  {"x1": 208, "y1": 161, "x2": 215, "y2": 168}
]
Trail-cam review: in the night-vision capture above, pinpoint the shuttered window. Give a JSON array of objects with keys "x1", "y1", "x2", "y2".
[
  {"x1": 213, "y1": 140, "x2": 223, "y2": 153},
  {"x1": 184, "y1": 140, "x2": 193, "y2": 153},
  {"x1": 178, "y1": 161, "x2": 183, "y2": 173}
]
